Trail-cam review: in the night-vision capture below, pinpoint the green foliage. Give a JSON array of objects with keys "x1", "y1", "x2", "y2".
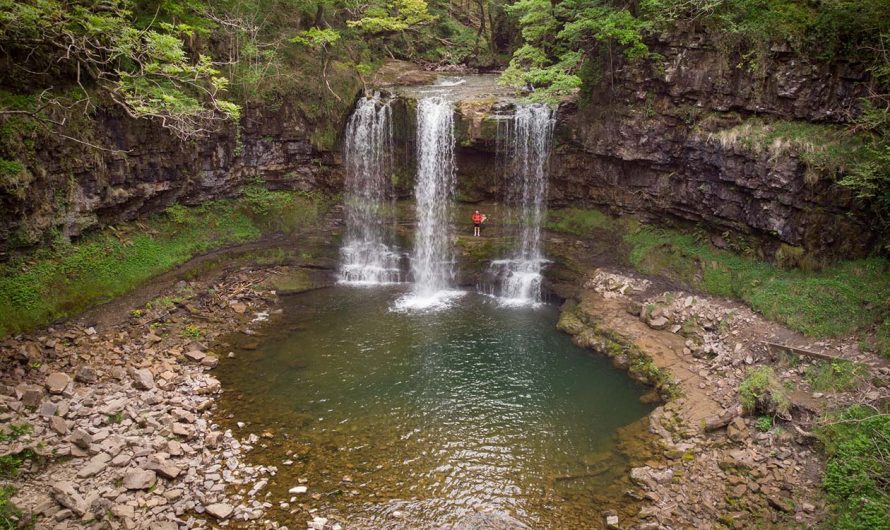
[
  {"x1": 182, "y1": 324, "x2": 201, "y2": 339},
  {"x1": 709, "y1": 119, "x2": 872, "y2": 181},
  {"x1": 625, "y1": 226, "x2": 890, "y2": 340},
  {"x1": 291, "y1": 27, "x2": 341, "y2": 49},
  {"x1": 0, "y1": 485, "x2": 26, "y2": 530},
  {"x1": 754, "y1": 415, "x2": 773, "y2": 432},
  {"x1": 0, "y1": 189, "x2": 323, "y2": 337},
  {"x1": 0, "y1": 423, "x2": 31, "y2": 443},
  {"x1": 0, "y1": 0, "x2": 240, "y2": 138},
  {"x1": 739, "y1": 366, "x2": 790, "y2": 416},
  {"x1": 818, "y1": 405, "x2": 890, "y2": 530},
  {"x1": 500, "y1": 0, "x2": 649, "y2": 99},
  {"x1": 545, "y1": 207, "x2": 890, "y2": 347},
  {"x1": 805, "y1": 360, "x2": 868, "y2": 392},
  {"x1": 0, "y1": 158, "x2": 30, "y2": 199},
  {"x1": 348, "y1": 0, "x2": 436, "y2": 34},
  {"x1": 0, "y1": 448, "x2": 36, "y2": 478}
]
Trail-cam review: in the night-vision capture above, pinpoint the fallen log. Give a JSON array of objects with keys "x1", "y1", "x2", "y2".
[{"x1": 762, "y1": 341, "x2": 840, "y2": 362}]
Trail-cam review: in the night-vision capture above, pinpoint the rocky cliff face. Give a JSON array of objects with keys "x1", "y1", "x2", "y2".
[
  {"x1": 0, "y1": 100, "x2": 349, "y2": 257},
  {"x1": 550, "y1": 30, "x2": 876, "y2": 258},
  {"x1": 447, "y1": 31, "x2": 877, "y2": 259}
]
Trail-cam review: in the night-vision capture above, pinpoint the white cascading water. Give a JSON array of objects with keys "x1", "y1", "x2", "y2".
[
  {"x1": 338, "y1": 93, "x2": 402, "y2": 284},
  {"x1": 395, "y1": 96, "x2": 462, "y2": 310},
  {"x1": 488, "y1": 103, "x2": 554, "y2": 306}
]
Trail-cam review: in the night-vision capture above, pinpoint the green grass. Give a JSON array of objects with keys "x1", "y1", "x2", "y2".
[
  {"x1": 545, "y1": 208, "x2": 611, "y2": 236},
  {"x1": 545, "y1": 207, "x2": 890, "y2": 353},
  {"x1": 0, "y1": 187, "x2": 323, "y2": 338},
  {"x1": 708, "y1": 119, "x2": 871, "y2": 181},
  {"x1": 818, "y1": 405, "x2": 890, "y2": 530},
  {"x1": 805, "y1": 360, "x2": 869, "y2": 393}
]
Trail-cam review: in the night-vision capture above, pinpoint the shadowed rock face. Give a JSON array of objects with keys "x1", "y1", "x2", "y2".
[
  {"x1": 0, "y1": 100, "x2": 348, "y2": 256},
  {"x1": 1, "y1": 36, "x2": 880, "y2": 260}
]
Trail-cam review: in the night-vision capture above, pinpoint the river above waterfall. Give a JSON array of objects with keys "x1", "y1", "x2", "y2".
[{"x1": 215, "y1": 286, "x2": 655, "y2": 529}]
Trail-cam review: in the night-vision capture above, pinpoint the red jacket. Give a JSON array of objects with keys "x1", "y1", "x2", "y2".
[{"x1": 472, "y1": 212, "x2": 483, "y2": 223}]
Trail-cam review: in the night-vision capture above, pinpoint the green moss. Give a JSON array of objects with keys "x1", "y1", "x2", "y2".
[
  {"x1": 0, "y1": 190, "x2": 324, "y2": 338},
  {"x1": 818, "y1": 405, "x2": 890, "y2": 530}
]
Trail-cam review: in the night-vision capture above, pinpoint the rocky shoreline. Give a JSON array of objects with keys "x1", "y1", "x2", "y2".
[
  {"x1": 1, "y1": 251, "x2": 887, "y2": 529},
  {"x1": 559, "y1": 269, "x2": 889, "y2": 530},
  {"x1": 0, "y1": 265, "x2": 319, "y2": 529}
]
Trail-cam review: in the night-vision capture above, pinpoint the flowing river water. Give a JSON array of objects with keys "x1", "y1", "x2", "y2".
[{"x1": 215, "y1": 286, "x2": 655, "y2": 529}]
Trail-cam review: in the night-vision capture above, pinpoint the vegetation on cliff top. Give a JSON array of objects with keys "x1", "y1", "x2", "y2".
[{"x1": 0, "y1": 187, "x2": 323, "y2": 337}]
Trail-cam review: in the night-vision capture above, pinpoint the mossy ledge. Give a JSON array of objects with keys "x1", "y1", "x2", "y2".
[{"x1": 557, "y1": 300, "x2": 680, "y2": 400}]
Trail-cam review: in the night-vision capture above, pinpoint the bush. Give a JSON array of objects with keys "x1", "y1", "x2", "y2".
[
  {"x1": 754, "y1": 415, "x2": 774, "y2": 432},
  {"x1": 739, "y1": 366, "x2": 791, "y2": 417}
]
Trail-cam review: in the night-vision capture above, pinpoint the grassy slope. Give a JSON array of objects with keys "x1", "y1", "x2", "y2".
[
  {"x1": 0, "y1": 187, "x2": 323, "y2": 337},
  {"x1": 545, "y1": 208, "x2": 890, "y2": 357}
]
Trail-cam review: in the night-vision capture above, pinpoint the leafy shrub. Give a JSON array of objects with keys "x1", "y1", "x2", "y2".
[
  {"x1": 754, "y1": 415, "x2": 774, "y2": 432},
  {"x1": 739, "y1": 366, "x2": 790, "y2": 416}
]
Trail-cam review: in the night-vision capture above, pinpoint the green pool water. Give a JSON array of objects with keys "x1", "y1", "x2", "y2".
[{"x1": 215, "y1": 286, "x2": 654, "y2": 529}]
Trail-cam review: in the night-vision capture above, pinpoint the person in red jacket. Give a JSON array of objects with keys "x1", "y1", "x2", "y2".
[{"x1": 472, "y1": 210, "x2": 487, "y2": 237}]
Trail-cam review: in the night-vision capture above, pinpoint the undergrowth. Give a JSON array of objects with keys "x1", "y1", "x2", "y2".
[
  {"x1": 0, "y1": 188, "x2": 323, "y2": 337},
  {"x1": 818, "y1": 405, "x2": 890, "y2": 530},
  {"x1": 0, "y1": 485, "x2": 27, "y2": 530}
]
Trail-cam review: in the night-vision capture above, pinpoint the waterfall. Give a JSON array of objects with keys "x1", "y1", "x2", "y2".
[
  {"x1": 488, "y1": 103, "x2": 554, "y2": 305},
  {"x1": 338, "y1": 93, "x2": 402, "y2": 284},
  {"x1": 395, "y1": 96, "x2": 462, "y2": 310}
]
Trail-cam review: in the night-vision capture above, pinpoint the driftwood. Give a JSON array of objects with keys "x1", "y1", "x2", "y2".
[
  {"x1": 762, "y1": 341, "x2": 840, "y2": 362},
  {"x1": 703, "y1": 409, "x2": 739, "y2": 432}
]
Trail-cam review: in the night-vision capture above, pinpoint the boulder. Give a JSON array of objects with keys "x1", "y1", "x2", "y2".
[
  {"x1": 45, "y1": 372, "x2": 71, "y2": 394},
  {"x1": 77, "y1": 453, "x2": 111, "y2": 478},
  {"x1": 68, "y1": 429, "x2": 92, "y2": 450},
  {"x1": 647, "y1": 316, "x2": 670, "y2": 330},
  {"x1": 49, "y1": 416, "x2": 69, "y2": 435},
  {"x1": 74, "y1": 366, "x2": 98, "y2": 384},
  {"x1": 183, "y1": 350, "x2": 205, "y2": 362},
  {"x1": 205, "y1": 503, "x2": 234, "y2": 520},
  {"x1": 123, "y1": 469, "x2": 157, "y2": 490},
  {"x1": 727, "y1": 416, "x2": 749, "y2": 442},
  {"x1": 51, "y1": 482, "x2": 86, "y2": 516},
  {"x1": 17, "y1": 384, "x2": 44, "y2": 408},
  {"x1": 130, "y1": 368, "x2": 155, "y2": 390}
]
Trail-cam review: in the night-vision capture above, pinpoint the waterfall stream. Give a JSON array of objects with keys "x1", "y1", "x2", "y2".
[
  {"x1": 395, "y1": 96, "x2": 463, "y2": 310},
  {"x1": 338, "y1": 94, "x2": 402, "y2": 284},
  {"x1": 488, "y1": 103, "x2": 555, "y2": 305}
]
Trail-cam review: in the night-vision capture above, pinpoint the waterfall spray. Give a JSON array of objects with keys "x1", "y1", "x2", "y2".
[
  {"x1": 338, "y1": 94, "x2": 402, "y2": 284},
  {"x1": 395, "y1": 96, "x2": 462, "y2": 310},
  {"x1": 488, "y1": 103, "x2": 554, "y2": 305}
]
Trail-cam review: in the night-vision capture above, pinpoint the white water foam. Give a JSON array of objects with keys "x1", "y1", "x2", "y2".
[
  {"x1": 338, "y1": 93, "x2": 403, "y2": 285},
  {"x1": 396, "y1": 96, "x2": 459, "y2": 311},
  {"x1": 485, "y1": 104, "x2": 555, "y2": 306}
]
